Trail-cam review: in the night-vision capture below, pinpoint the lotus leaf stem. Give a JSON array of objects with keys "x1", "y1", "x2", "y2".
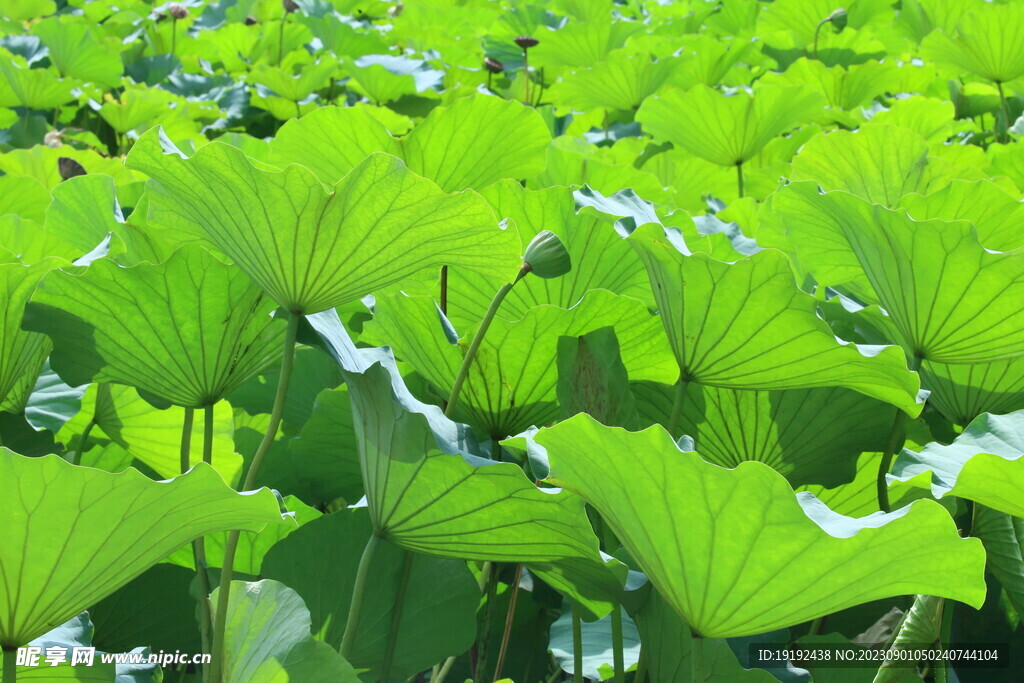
[
  {"x1": 440, "y1": 265, "x2": 448, "y2": 315},
  {"x1": 433, "y1": 655, "x2": 457, "y2": 683},
  {"x1": 996, "y1": 81, "x2": 1010, "y2": 143},
  {"x1": 936, "y1": 598, "x2": 953, "y2": 683},
  {"x1": 667, "y1": 378, "x2": 688, "y2": 437},
  {"x1": 3, "y1": 647, "x2": 15, "y2": 683},
  {"x1": 876, "y1": 355, "x2": 922, "y2": 512},
  {"x1": 192, "y1": 406, "x2": 216, "y2": 681},
  {"x1": 736, "y1": 162, "x2": 744, "y2": 199},
  {"x1": 492, "y1": 563, "x2": 523, "y2": 681},
  {"x1": 340, "y1": 533, "x2": 383, "y2": 658},
  {"x1": 278, "y1": 15, "x2": 287, "y2": 67},
  {"x1": 475, "y1": 563, "x2": 499, "y2": 683},
  {"x1": 572, "y1": 607, "x2": 583, "y2": 683},
  {"x1": 691, "y1": 632, "x2": 703, "y2": 682},
  {"x1": 380, "y1": 550, "x2": 414, "y2": 681},
  {"x1": 611, "y1": 605, "x2": 625, "y2": 682}
]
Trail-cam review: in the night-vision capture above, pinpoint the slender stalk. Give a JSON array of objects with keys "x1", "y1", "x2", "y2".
[
  {"x1": 211, "y1": 313, "x2": 300, "y2": 683},
  {"x1": 179, "y1": 408, "x2": 195, "y2": 474},
  {"x1": 445, "y1": 267, "x2": 528, "y2": 417},
  {"x1": 876, "y1": 356, "x2": 922, "y2": 512},
  {"x1": 812, "y1": 18, "x2": 827, "y2": 60},
  {"x1": 667, "y1": 378, "x2": 687, "y2": 437},
  {"x1": 68, "y1": 419, "x2": 96, "y2": 466},
  {"x1": 192, "y1": 406, "x2": 216, "y2": 681},
  {"x1": 278, "y1": 15, "x2": 287, "y2": 67},
  {"x1": 936, "y1": 598, "x2": 953, "y2": 683},
  {"x1": 611, "y1": 605, "x2": 625, "y2": 683},
  {"x1": 691, "y1": 633, "x2": 703, "y2": 682},
  {"x1": 572, "y1": 607, "x2": 583, "y2": 683},
  {"x1": 171, "y1": 17, "x2": 178, "y2": 55},
  {"x1": 3, "y1": 647, "x2": 15, "y2": 683},
  {"x1": 807, "y1": 615, "x2": 825, "y2": 636},
  {"x1": 735, "y1": 162, "x2": 744, "y2": 199},
  {"x1": 996, "y1": 81, "x2": 1009, "y2": 143},
  {"x1": 380, "y1": 551, "x2": 414, "y2": 682},
  {"x1": 340, "y1": 534, "x2": 382, "y2": 658},
  {"x1": 533, "y1": 67, "x2": 545, "y2": 107},
  {"x1": 294, "y1": 100, "x2": 301, "y2": 120},
  {"x1": 492, "y1": 563, "x2": 523, "y2": 681},
  {"x1": 475, "y1": 564, "x2": 499, "y2": 683},
  {"x1": 634, "y1": 645, "x2": 648, "y2": 683},
  {"x1": 433, "y1": 655, "x2": 457, "y2": 683},
  {"x1": 487, "y1": 71, "x2": 493, "y2": 93},
  {"x1": 440, "y1": 265, "x2": 448, "y2": 315},
  {"x1": 523, "y1": 49, "x2": 530, "y2": 104}
]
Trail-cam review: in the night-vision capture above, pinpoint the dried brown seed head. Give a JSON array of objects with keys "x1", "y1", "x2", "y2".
[
  {"x1": 168, "y1": 3, "x2": 188, "y2": 19},
  {"x1": 484, "y1": 57, "x2": 504, "y2": 73},
  {"x1": 514, "y1": 35, "x2": 539, "y2": 49},
  {"x1": 58, "y1": 157, "x2": 86, "y2": 182}
]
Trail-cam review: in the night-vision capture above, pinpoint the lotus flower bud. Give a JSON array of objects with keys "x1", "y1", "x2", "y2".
[
  {"x1": 58, "y1": 157, "x2": 86, "y2": 182},
  {"x1": 523, "y1": 230, "x2": 571, "y2": 279},
  {"x1": 514, "y1": 35, "x2": 539, "y2": 49},
  {"x1": 282, "y1": 0, "x2": 299, "y2": 13},
  {"x1": 828, "y1": 7, "x2": 847, "y2": 30},
  {"x1": 168, "y1": 3, "x2": 188, "y2": 19},
  {"x1": 484, "y1": 57, "x2": 504, "y2": 73}
]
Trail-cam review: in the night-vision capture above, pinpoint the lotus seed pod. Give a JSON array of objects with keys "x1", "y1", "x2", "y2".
[
  {"x1": 514, "y1": 35, "x2": 539, "y2": 49},
  {"x1": 168, "y1": 3, "x2": 188, "y2": 19},
  {"x1": 244, "y1": 15, "x2": 258, "y2": 25},
  {"x1": 484, "y1": 57, "x2": 504, "y2": 73},
  {"x1": 387, "y1": 2, "x2": 404, "y2": 17},
  {"x1": 58, "y1": 157, "x2": 86, "y2": 182},
  {"x1": 829, "y1": 7, "x2": 847, "y2": 30},
  {"x1": 523, "y1": 230, "x2": 571, "y2": 279},
  {"x1": 44, "y1": 130, "x2": 63, "y2": 148},
  {"x1": 282, "y1": 0, "x2": 299, "y2": 13}
]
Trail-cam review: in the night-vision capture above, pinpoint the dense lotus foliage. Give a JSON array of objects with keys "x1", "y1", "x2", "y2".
[{"x1": 1, "y1": 0, "x2": 1024, "y2": 681}]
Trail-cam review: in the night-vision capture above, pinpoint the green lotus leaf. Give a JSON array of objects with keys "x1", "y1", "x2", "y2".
[
  {"x1": 0, "y1": 215, "x2": 82, "y2": 266},
  {"x1": 557, "y1": 326, "x2": 639, "y2": 429},
  {"x1": 0, "y1": 174, "x2": 51, "y2": 223},
  {"x1": 43, "y1": 174, "x2": 124, "y2": 255},
  {"x1": 0, "y1": 51, "x2": 78, "y2": 110},
  {"x1": 759, "y1": 57, "x2": 901, "y2": 112},
  {"x1": 262, "y1": 508, "x2": 478, "y2": 678},
  {"x1": 632, "y1": 381, "x2": 896, "y2": 488},
  {"x1": 891, "y1": 410, "x2": 1024, "y2": 517},
  {"x1": 550, "y1": 49, "x2": 677, "y2": 112},
  {"x1": 898, "y1": 178, "x2": 1024, "y2": 252},
  {"x1": 971, "y1": 504, "x2": 1024, "y2": 619},
  {"x1": 271, "y1": 94, "x2": 551, "y2": 191},
  {"x1": 98, "y1": 88, "x2": 179, "y2": 135},
  {"x1": 533, "y1": 415, "x2": 987, "y2": 638},
  {"x1": 531, "y1": 138, "x2": 672, "y2": 204},
  {"x1": 530, "y1": 20, "x2": 644, "y2": 71},
  {"x1": 763, "y1": 182, "x2": 1024, "y2": 364},
  {"x1": 670, "y1": 34, "x2": 759, "y2": 90},
  {"x1": 32, "y1": 17, "x2": 123, "y2": 88},
  {"x1": 442, "y1": 181, "x2": 652, "y2": 329},
  {"x1": 628, "y1": 224, "x2": 921, "y2": 414},
  {"x1": 0, "y1": 146, "x2": 137, "y2": 191},
  {"x1": 251, "y1": 59, "x2": 337, "y2": 103},
  {"x1": 870, "y1": 96, "x2": 966, "y2": 143},
  {"x1": 874, "y1": 594, "x2": 944, "y2": 682},
  {"x1": 0, "y1": 261, "x2": 55, "y2": 411},
  {"x1": 0, "y1": 451, "x2": 289, "y2": 647},
  {"x1": 211, "y1": 579, "x2": 359, "y2": 682},
  {"x1": 24, "y1": 246, "x2": 285, "y2": 408},
  {"x1": 0, "y1": 0, "x2": 55, "y2": 21},
  {"x1": 921, "y1": 2, "x2": 1024, "y2": 84},
  {"x1": 125, "y1": 128, "x2": 520, "y2": 314},
  {"x1": 789, "y1": 125, "x2": 959, "y2": 207},
  {"x1": 59, "y1": 383, "x2": 242, "y2": 484},
  {"x1": 332, "y1": 358, "x2": 624, "y2": 617},
  {"x1": 549, "y1": 604, "x2": 641, "y2": 679},
  {"x1": 919, "y1": 356, "x2": 1024, "y2": 427},
  {"x1": 365, "y1": 289, "x2": 675, "y2": 438},
  {"x1": 636, "y1": 84, "x2": 823, "y2": 167}
]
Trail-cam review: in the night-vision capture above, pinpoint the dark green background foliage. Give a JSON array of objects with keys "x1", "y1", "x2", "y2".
[{"x1": 0, "y1": 0, "x2": 1023, "y2": 681}]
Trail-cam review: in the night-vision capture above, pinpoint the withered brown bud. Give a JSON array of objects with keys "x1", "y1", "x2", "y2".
[
  {"x1": 282, "y1": 0, "x2": 299, "y2": 13},
  {"x1": 483, "y1": 57, "x2": 504, "y2": 73},
  {"x1": 58, "y1": 157, "x2": 86, "y2": 182},
  {"x1": 514, "y1": 35, "x2": 538, "y2": 49},
  {"x1": 168, "y1": 3, "x2": 188, "y2": 19},
  {"x1": 44, "y1": 130, "x2": 63, "y2": 148},
  {"x1": 244, "y1": 15, "x2": 258, "y2": 25}
]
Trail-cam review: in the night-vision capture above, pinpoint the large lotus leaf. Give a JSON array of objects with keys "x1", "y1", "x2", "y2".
[
  {"x1": 212, "y1": 580, "x2": 359, "y2": 683},
  {"x1": 530, "y1": 19, "x2": 643, "y2": 71},
  {"x1": 628, "y1": 224, "x2": 920, "y2": 414},
  {"x1": 0, "y1": 452, "x2": 289, "y2": 647},
  {"x1": 891, "y1": 410, "x2": 1024, "y2": 516},
  {"x1": 365, "y1": 289, "x2": 675, "y2": 438},
  {"x1": 42, "y1": 174, "x2": 124, "y2": 255},
  {"x1": 530, "y1": 140, "x2": 672, "y2": 206},
  {"x1": 550, "y1": 49, "x2": 678, "y2": 112},
  {"x1": 125, "y1": 128, "x2": 520, "y2": 314},
  {"x1": 0, "y1": 174, "x2": 50, "y2": 223},
  {"x1": 922, "y1": 2, "x2": 1024, "y2": 84},
  {"x1": 898, "y1": 178, "x2": 1024, "y2": 252},
  {"x1": 0, "y1": 146, "x2": 136, "y2": 191},
  {"x1": 636, "y1": 84, "x2": 824, "y2": 167},
  {"x1": 549, "y1": 604, "x2": 641, "y2": 679},
  {"x1": 23, "y1": 246, "x2": 284, "y2": 408},
  {"x1": 0, "y1": 53, "x2": 78, "y2": 109},
  {"x1": 763, "y1": 182, "x2": 1024, "y2": 364},
  {"x1": 759, "y1": 58, "x2": 900, "y2": 112},
  {"x1": 532, "y1": 415, "x2": 986, "y2": 638},
  {"x1": 0, "y1": 215, "x2": 83, "y2": 266},
  {"x1": 631, "y1": 381, "x2": 896, "y2": 487},
  {"x1": 670, "y1": 34, "x2": 759, "y2": 90},
  {"x1": 442, "y1": 180, "x2": 652, "y2": 331},
  {"x1": 920, "y1": 357, "x2": 1024, "y2": 427},
  {"x1": 32, "y1": 17, "x2": 122, "y2": 88},
  {"x1": 789, "y1": 125, "x2": 960, "y2": 207},
  {"x1": 0, "y1": 261, "x2": 54, "y2": 410},
  {"x1": 971, "y1": 504, "x2": 1024, "y2": 619},
  {"x1": 58, "y1": 383, "x2": 241, "y2": 484},
  {"x1": 268, "y1": 94, "x2": 551, "y2": 192},
  {"x1": 262, "y1": 508, "x2": 478, "y2": 679},
  {"x1": 870, "y1": 96, "x2": 967, "y2": 144}
]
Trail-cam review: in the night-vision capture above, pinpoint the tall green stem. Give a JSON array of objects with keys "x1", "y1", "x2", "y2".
[
  {"x1": 440, "y1": 265, "x2": 449, "y2": 316},
  {"x1": 936, "y1": 598, "x2": 953, "y2": 683},
  {"x1": 876, "y1": 356, "x2": 922, "y2": 512},
  {"x1": 611, "y1": 605, "x2": 625, "y2": 683},
  {"x1": 211, "y1": 313, "x2": 300, "y2": 683},
  {"x1": 572, "y1": 607, "x2": 583, "y2": 683},
  {"x1": 340, "y1": 534, "x2": 382, "y2": 658},
  {"x1": 735, "y1": 162, "x2": 744, "y2": 199},
  {"x1": 3, "y1": 647, "x2": 15, "y2": 683},
  {"x1": 667, "y1": 378, "x2": 688, "y2": 437},
  {"x1": 691, "y1": 634, "x2": 703, "y2": 683},
  {"x1": 278, "y1": 15, "x2": 287, "y2": 67},
  {"x1": 522, "y1": 49, "x2": 530, "y2": 104},
  {"x1": 192, "y1": 406, "x2": 215, "y2": 682},
  {"x1": 69, "y1": 420, "x2": 96, "y2": 466},
  {"x1": 492, "y1": 563, "x2": 523, "y2": 681},
  {"x1": 996, "y1": 81, "x2": 1010, "y2": 143},
  {"x1": 380, "y1": 551, "x2": 414, "y2": 682},
  {"x1": 475, "y1": 564, "x2": 499, "y2": 683},
  {"x1": 445, "y1": 268, "x2": 527, "y2": 418},
  {"x1": 171, "y1": 17, "x2": 178, "y2": 55},
  {"x1": 812, "y1": 18, "x2": 827, "y2": 60}
]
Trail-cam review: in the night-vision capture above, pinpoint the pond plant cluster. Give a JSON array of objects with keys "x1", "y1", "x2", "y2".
[{"x1": 1, "y1": 0, "x2": 1024, "y2": 681}]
